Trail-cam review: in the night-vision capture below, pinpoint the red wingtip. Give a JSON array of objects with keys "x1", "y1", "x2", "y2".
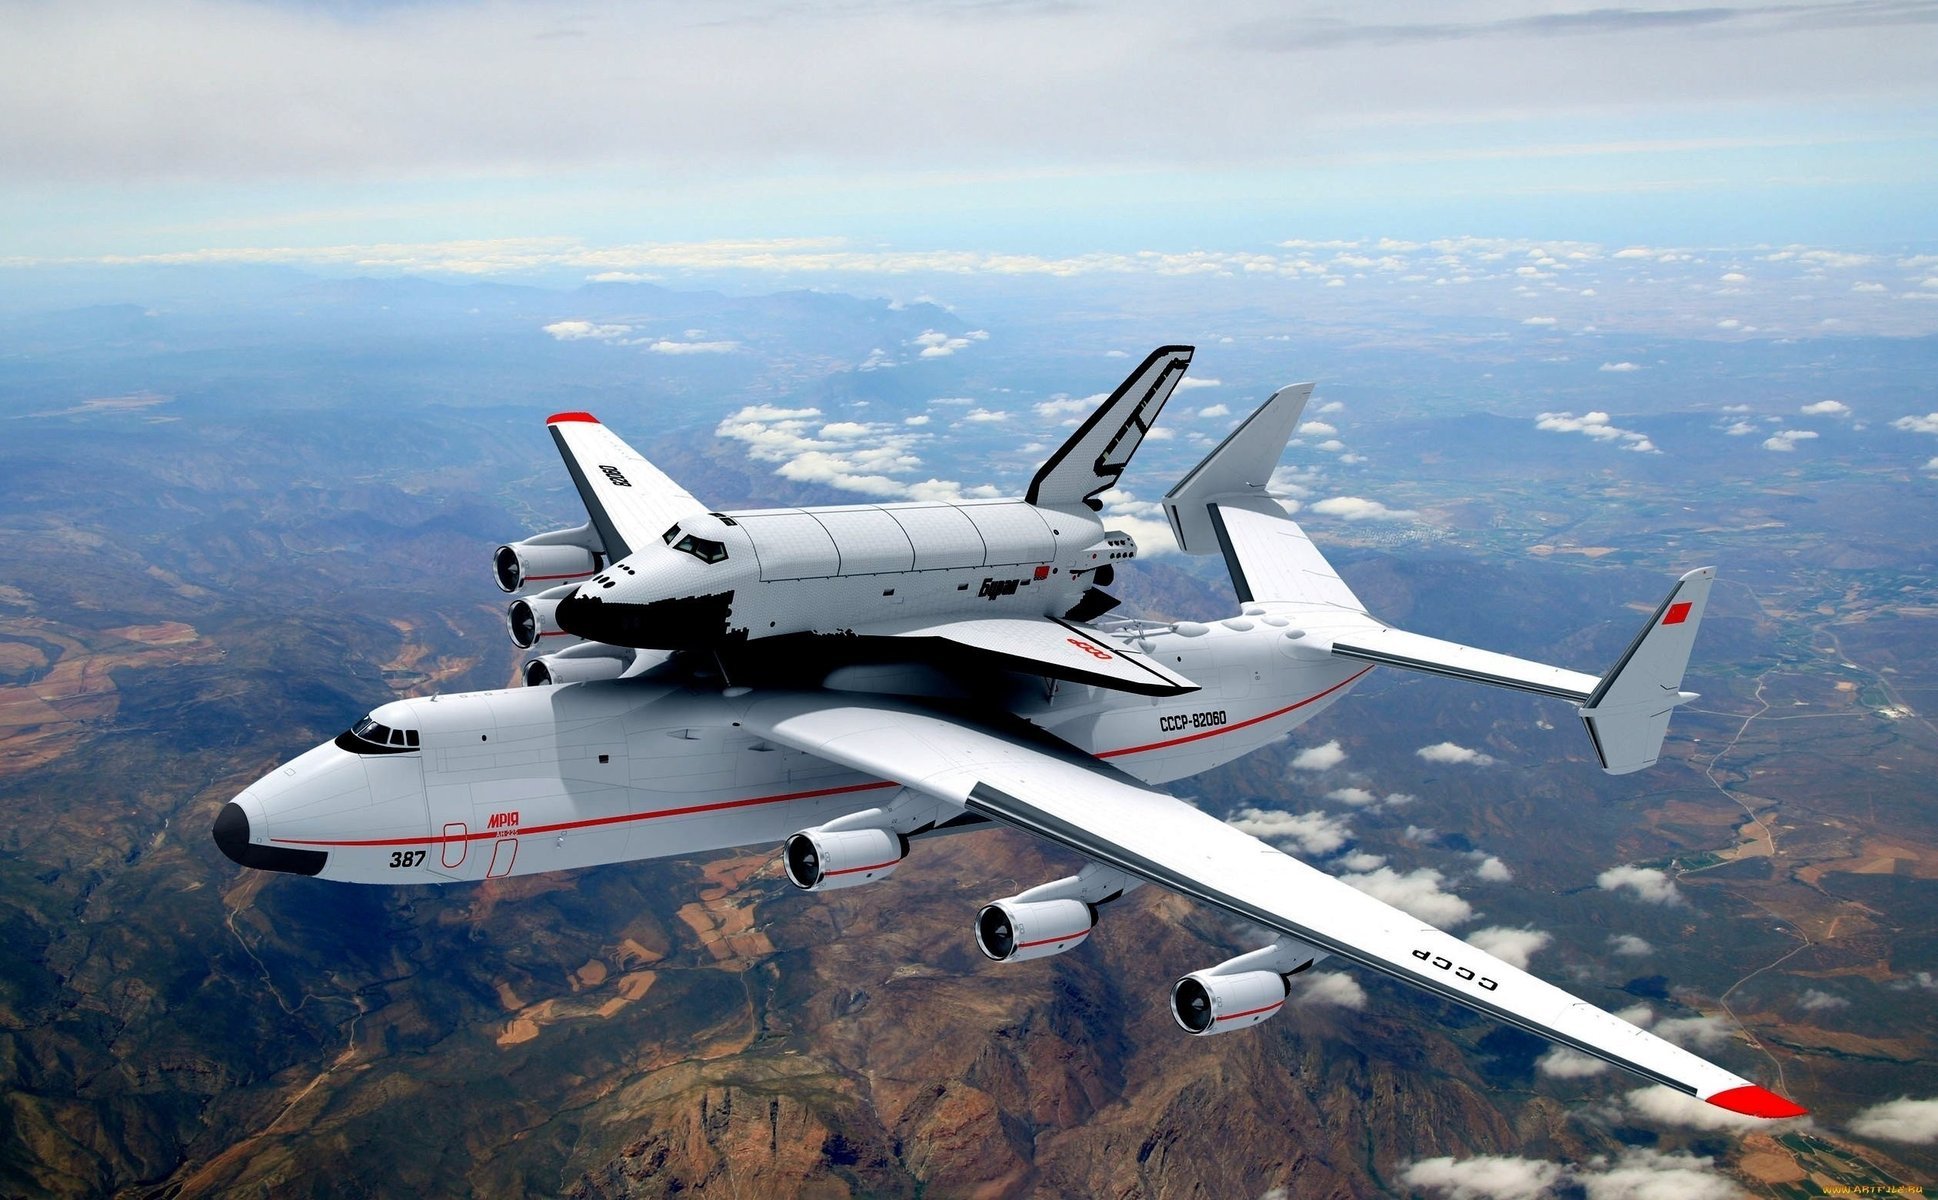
[
  {"x1": 547, "y1": 411, "x2": 599, "y2": 425},
  {"x1": 1707, "y1": 1085, "x2": 1809, "y2": 1119}
]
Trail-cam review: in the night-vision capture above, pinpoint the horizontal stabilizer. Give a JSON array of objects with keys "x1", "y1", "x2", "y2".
[
  {"x1": 1208, "y1": 502, "x2": 1366, "y2": 612},
  {"x1": 876, "y1": 615, "x2": 1198, "y2": 697},
  {"x1": 1028, "y1": 347, "x2": 1193, "y2": 511},
  {"x1": 1578, "y1": 567, "x2": 1714, "y2": 774}
]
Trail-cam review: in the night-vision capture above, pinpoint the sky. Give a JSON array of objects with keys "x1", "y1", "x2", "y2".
[{"x1": 4, "y1": 0, "x2": 1937, "y2": 268}]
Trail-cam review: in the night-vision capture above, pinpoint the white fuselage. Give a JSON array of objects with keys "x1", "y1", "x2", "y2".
[
  {"x1": 225, "y1": 613, "x2": 1370, "y2": 885},
  {"x1": 552, "y1": 500, "x2": 1129, "y2": 649}
]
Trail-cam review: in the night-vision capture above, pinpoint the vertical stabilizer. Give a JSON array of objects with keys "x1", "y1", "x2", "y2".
[{"x1": 1028, "y1": 347, "x2": 1193, "y2": 511}]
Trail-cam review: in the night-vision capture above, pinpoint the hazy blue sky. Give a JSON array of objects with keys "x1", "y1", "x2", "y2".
[{"x1": 3, "y1": 0, "x2": 1936, "y2": 265}]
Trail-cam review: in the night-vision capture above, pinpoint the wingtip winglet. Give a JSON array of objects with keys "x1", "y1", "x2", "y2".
[
  {"x1": 1707, "y1": 1084, "x2": 1809, "y2": 1119},
  {"x1": 547, "y1": 411, "x2": 599, "y2": 425}
]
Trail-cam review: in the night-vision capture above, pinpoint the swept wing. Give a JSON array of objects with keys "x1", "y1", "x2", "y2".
[{"x1": 733, "y1": 690, "x2": 1804, "y2": 1118}]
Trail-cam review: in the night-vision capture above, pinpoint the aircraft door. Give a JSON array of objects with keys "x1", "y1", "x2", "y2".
[{"x1": 426, "y1": 782, "x2": 474, "y2": 877}]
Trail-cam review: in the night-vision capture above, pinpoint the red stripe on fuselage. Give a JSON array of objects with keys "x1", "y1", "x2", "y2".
[
  {"x1": 272, "y1": 779, "x2": 899, "y2": 847},
  {"x1": 1097, "y1": 667, "x2": 1372, "y2": 759},
  {"x1": 272, "y1": 671, "x2": 1375, "y2": 850}
]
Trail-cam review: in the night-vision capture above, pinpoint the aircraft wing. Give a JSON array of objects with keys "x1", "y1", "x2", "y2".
[
  {"x1": 734, "y1": 690, "x2": 1805, "y2": 1119},
  {"x1": 545, "y1": 412, "x2": 705, "y2": 559},
  {"x1": 871, "y1": 615, "x2": 1198, "y2": 697}
]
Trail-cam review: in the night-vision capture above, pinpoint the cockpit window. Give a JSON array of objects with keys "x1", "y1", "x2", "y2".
[
  {"x1": 340, "y1": 715, "x2": 419, "y2": 754},
  {"x1": 661, "y1": 523, "x2": 729, "y2": 564}
]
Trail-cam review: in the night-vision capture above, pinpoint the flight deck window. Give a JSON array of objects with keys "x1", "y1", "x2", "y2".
[
  {"x1": 340, "y1": 715, "x2": 421, "y2": 754},
  {"x1": 660, "y1": 524, "x2": 728, "y2": 564}
]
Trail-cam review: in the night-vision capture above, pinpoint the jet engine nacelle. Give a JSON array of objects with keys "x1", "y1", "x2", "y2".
[
  {"x1": 522, "y1": 647, "x2": 632, "y2": 686},
  {"x1": 975, "y1": 897, "x2": 1097, "y2": 962},
  {"x1": 1170, "y1": 936, "x2": 1329, "y2": 1034},
  {"x1": 493, "y1": 524, "x2": 604, "y2": 593},
  {"x1": 1170, "y1": 970, "x2": 1290, "y2": 1034},
  {"x1": 507, "y1": 587, "x2": 580, "y2": 650},
  {"x1": 783, "y1": 827, "x2": 908, "y2": 891}
]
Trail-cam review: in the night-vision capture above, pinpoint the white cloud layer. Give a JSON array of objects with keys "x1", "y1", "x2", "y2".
[
  {"x1": 1290, "y1": 740, "x2": 1347, "y2": 771},
  {"x1": 1762, "y1": 429, "x2": 1818, "y2": 452},
  {"x1": 1343, "y1": 867, "x2": 1472, "y2": 927},
  {"x1": 1466, "y1": 926, "x2": 1551, "y2": 969},
  {"x1": 1403, "y1": 1149, "x2": 1744, "y2": 1200},
  {"x1": 1310, "y1": 496, "x2": 1417, "y2": 522},
  {"x1": 1596, "y1": 865, "x2": 1681, "y2": 905},
  {"x1": 1417, "y1": 741, "x2": 1496, "y2": 766},
  {"x1": 1227, "y1": 807, "x2": 1353, "y2": 856},
  {"x1": 1535, "y1": 410, "x2": 1657, "y2": 453},
  {"x1": 1848, "y1": 1096, "x2": 1938, "y2": 1144},
  {"x1": 1293, "y1": 972, "x2": 1367, "y2": 1009}
]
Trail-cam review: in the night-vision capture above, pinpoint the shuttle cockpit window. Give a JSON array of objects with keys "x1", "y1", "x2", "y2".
[
  {"x1": 337, "y1": 714, "x2": 420, "y2": 754},
  {"x1": 661, "y1": 523, "x2": 729, "y2": 564}
]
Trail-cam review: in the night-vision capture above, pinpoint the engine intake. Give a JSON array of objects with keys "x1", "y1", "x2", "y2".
[
  {"x1": 1171, "y1": 970, "x2": 1289, "y2": 1034},
  {"x1": 975, "y1": 897, "x2": 1096, "y2": 963},
  {"x1": 1169, "y1": 936, "x2": 1328, "y2": 1035},
  {"x1": 507, "y1": 590, "x2": 580, "y2": 650},
  {"x1": 783, "y1": 827, "x2": 907, "y2": 891},
  {"x1": 493, "y1": 524, "x2": 604, "y2": 593},
  {"x1": 522, "y1": 646, "x2": 632, "y2": 686}
]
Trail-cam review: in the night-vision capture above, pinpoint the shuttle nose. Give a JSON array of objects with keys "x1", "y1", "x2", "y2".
[{"x1": 211, "y1": 797, "x2": 329, "y2": 877}]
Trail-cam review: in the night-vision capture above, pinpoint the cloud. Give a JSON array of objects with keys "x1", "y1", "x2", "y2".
[
  {"x1": 543, "y1": 319, "x2": 631, "y2": 341},
  {"x1": 1337, "y1": 851, "x2": 1386, "y2": 872},
  {"x1": 1471, "y1": 855, "x2": 1513, "y2": 883},
  {"x1": 1403, "y1": 1148, "x2": 1746, "y2": 1200},
  {"x1": 1466, "y1": 926, "x2": 1551, "y2": 970},
  {"x1": 1400, "y1": 1154, "x2": 1563, "y2": 1200},
  {"x1": 1651, "y1": 1014, "x2": 1733, "y2": 1051},
  {"x1": 1723, "y1": 420, "x2": 1758, "y2": 435},
  {"x1": 1310, "y1": 496, "x2": 1417, "y2": 521},
  {"x1": 1799, "y1": 399, "x2": 1850, "y2": 416},
  {"x1": 1893, "y1": 412, "x2": 1938, "y2": 434},
  {"x1": 1537, "y1": 1047, "x2": 1610, "y2": 1078},
  {"x1": 1534, "y1": 1054, "x2": 1612, "y2": 1085},
  {"x1": 1416, "y1": 741, "x2": 1495, "y2": 766},
  {"x1": 1598, "y1": 361, "x2": 1641, "y2": 372},
  {"x1": 1033, "y1": 395, "x2": 1098, "y2": 420},
  {"x1": 1608, "y1": 934, "x2": 1653, "y2": 957},
  {"x1": 1522, "y1": 316, "x2": 1557, "y2": 326},
  {"x1": 1535, "y1": 410, "x2": 1658, "y2": 453},
  {"x1": 1293, "y1": 972, "x2": 1366, "y2": 1009},
  {"x1": 1798, "y1": 989, "x2": 1849, "y2": 1012},
  {"x1": 1848, "y1": 1097, "x2": 1938, "y2": 1143},
  {"x1": 1343, "y1": 867, "x2": 1472, "y2": 927},
  {"x1": 1177, "y1": 377, "x2": 1223, "y2": 391},
  {"x1": 1298, "y1": 420, "x2": 1337, "y2": 436},
  {"x1": 1290, "y1": 739, "x2": 1346, "y2": 771},
  {"x1": 1227, "y1": 807, "x2": 1353, "y2": 856},
  {"x1": 648, "y1": 338, "x2": 738, "y2": 353},
  {"x1": 1762, "y1": 429, "x2": 1818, "y2": 452},
  {"x1": 912, "y1": 329, "x2": 988, "y2": 358},
  {"x1": 1197, "y1": 403, "x2": 1232, "y2": 418},
  {"x1": 1579, "y1": 1148, "x2": 1748, "y2": 1199},
  {"x1": 960, "y1": 408, "x2": 1009, "y2": 423},
  {"x1": 1325, "y1": 786, "x2": 1379, "y2": 807},
  {"x1": 1596, "y1": 865, "x2": 1681, "y2": 905}
]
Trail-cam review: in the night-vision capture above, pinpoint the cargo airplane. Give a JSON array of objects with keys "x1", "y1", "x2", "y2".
[{"x1": 214, "y1": 347, "x2": 1806, "y2": 1119}]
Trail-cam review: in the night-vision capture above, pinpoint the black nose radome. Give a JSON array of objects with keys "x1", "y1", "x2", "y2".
[{"x1": 212, "y1": 800, "x2": 328, "y2": 877}]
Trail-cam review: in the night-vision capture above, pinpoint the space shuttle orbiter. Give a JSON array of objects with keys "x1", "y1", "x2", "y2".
[{"x1": 496, "y1": 347, "x2": 1199, "y2": 695}]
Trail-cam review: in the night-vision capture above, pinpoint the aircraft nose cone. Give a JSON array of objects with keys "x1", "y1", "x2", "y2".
[
  {"x1": 211, "y1": 797, "x2": 329, "y2": 877},
  {"x1": 212, "y1": 801, "x2": 251, "y2": 866}
]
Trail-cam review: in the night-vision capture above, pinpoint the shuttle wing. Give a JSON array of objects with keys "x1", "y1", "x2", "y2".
[
  {"x1": 546, "y1": 412, "x2": 706, "y2": 559},
  {"x1": 872, "y1": 615, "x2": 1198, "y2": 697},
  {"x1": 734, "y1": 691, "x2": 1805, "y2": 1119}
]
